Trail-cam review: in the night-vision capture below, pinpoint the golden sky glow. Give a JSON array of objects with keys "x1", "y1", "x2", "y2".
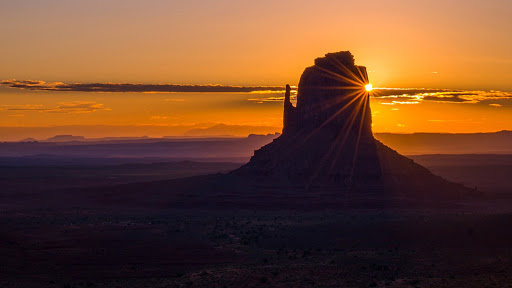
[
  {"x1": 1, "y1": 85, "x2": 511, "y2": 141},
  {"x1": 1, "y1": 0, "x2": 511, "y2": 140}
]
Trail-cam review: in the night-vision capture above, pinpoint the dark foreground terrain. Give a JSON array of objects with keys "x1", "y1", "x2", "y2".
[
  {"x1": 410, "y1": 154, "x2": 512, "y2": 196},
  {"x1": 3, "y1": 209, "x2": 512, "y2": 288},
  {"x1": 1, "y1": 154, "x2": 512, "y2": 287}
]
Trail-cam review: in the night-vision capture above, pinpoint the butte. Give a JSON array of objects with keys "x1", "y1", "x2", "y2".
[{"x1": 228, "y1": 51, "x2": 470, "y2": 207}]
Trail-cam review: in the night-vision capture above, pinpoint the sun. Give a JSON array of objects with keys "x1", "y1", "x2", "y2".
[{"x1": 365, "y1": 83, "x2": 373, "y2": 92}]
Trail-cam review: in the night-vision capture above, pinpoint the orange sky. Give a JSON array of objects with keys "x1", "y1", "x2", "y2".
[{"x1": 1, "y1": 0, "x2": 511, "y2": 140}]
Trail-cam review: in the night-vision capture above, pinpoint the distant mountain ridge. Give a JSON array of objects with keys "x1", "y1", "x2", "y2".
[
  {"x1": 5, "y1": 127, "x2": 512, "y2": 155},
  {"x1": 2, "y1": 130, "x2": 511, "y2": 157},
  {"x1": 44, "y1": 135, "x2": 86, "y2": 142},
  {"x1": 0, "y1": 134, "x2": 281, "y2": 160},
  {"x1": 184, "y1": 123, "x2": 281, "y2": 137},
  {"x1": 0, "y1": 124, "x2": 281, "y2": 142}
]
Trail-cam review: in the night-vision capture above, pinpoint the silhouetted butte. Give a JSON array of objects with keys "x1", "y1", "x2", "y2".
[{"x1": 232, "y1": 51, "x2": 469, "y2": 200}]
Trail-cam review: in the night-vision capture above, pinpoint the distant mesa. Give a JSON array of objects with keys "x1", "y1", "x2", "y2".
[
  {"x1": 183, "y1": 123, "x2": 281, "y2": 137},
  {"x1": 44, "y1": 135, "x2": 86, "y2": 142},
  {"x1": 40, "y1": 135, "x2": 151, "y2": 143},
  {"x1": 19, "y1": 137, "x2": 38, "y2": 142}
]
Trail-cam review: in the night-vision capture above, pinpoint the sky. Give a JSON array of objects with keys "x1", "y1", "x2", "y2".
[{"x1": 1, "y1": 0, "x2": 511, "y2": 140}]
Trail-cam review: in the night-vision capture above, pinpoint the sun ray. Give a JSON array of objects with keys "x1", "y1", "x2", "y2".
[
  {"x1": 287, "y1": 90, "x2": 367, "y2": 189},
  {"x1": 315, "y1": 71, "x2": 364, "y2": 87},
  {"x1": 301, "y1": 90, "x2": 365, "y2": 143},
  {"x1": 327, "y1": 54, "x2": 366, "y2": 86},
  {"x1": 277, "y1": 56, "x2": 371, "y2": 188},
  {"x1": 310, "y1": 90, "x2": 366, "y2": 178},
  {"x1": 315, "y1": 65, "x2": 364, "y2": 87},
  {"x1": 355, "y1": 66, "x2": 368, "y2": 84},
  {"x1": 309, "y1": 88, "x2": 363, "y2": 114},
  {"x1": 348, "y1": 91, "x2": 369, "y2": 184},
  {"x1": 304, "y1": 92, "x2": 365, "y2": 187},
  {"x1": 327, "y1": 91, "x2": 367, "y2": 172}
]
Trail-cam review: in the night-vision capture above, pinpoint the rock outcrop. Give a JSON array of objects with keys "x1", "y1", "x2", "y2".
[{"x1": 234, "y1": 51, "x2": 468, "y2": 198}]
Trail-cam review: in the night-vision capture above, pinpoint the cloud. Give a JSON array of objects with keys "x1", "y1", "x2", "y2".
[
  {"x1": 422, "y1": 95, "x2": 470, "y2": 103},
  {"x1": 3, "y1": 80, "x2": 511, "y2": 107},
  {"x1": 1, "y1": 101, "x2": 111, "y2": 114},
  {"x1": 164, "y1": 98, "x2": 185, "y2": 102},
  {"x1": 248, "y1": 96, "x2": 291, "y2": 102},
  {"x1": 380, "y1": 101, "x2": 420, "y2": 105},
  {"x1": 371, "y1": 88, "x2": 512, "y2": 105},
  {"x1": 1, "y1": 79, "x2": 288, "y2": 93},
  {"x1": 247, "y1": 90, "x2": 298, "y2": 103},
  {"x1": 428, "y1": 119, "x2": 481, "y2": 123},
  {"x1": 150, "y1": 116, "x2": 172, "y2": 120}
]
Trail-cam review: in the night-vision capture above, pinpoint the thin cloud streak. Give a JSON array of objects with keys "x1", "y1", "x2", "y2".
[
  {"x1": 0, "y1": 80, "x2": 288, "y2": 93},
  {"x1": 371, "y1": 88, "x2": 512, "y2": 105},
  {"x1": 2, "y1": 80, "x2": 512, "y2": 106},
  {"x1": 1, "y1": 101, "x2": 111, "y2": 114}
]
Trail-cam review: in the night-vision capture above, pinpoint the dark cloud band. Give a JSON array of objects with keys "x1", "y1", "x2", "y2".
[
  {"x1": 2, "y1": 80, "x2": 512, "y2": 105},
  {"x1": 370, "y1": 88, "x2": 512, "y2": 105},
  {"x1": 0, "y1": 80, "x2": 288, "y2": 93}
]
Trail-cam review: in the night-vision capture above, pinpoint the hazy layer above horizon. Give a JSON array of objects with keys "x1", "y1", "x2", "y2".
[{"x1": 1, "y1": 86, "x2": 511, "y2": 141}]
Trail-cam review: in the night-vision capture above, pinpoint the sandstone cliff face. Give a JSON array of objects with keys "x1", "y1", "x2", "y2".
[
  {"x1": 236, "y1": 51, "x2": 381, "y2": 187},
  {"x1": 284, "y1": 51, "x2": 372, "y2": 139}
]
